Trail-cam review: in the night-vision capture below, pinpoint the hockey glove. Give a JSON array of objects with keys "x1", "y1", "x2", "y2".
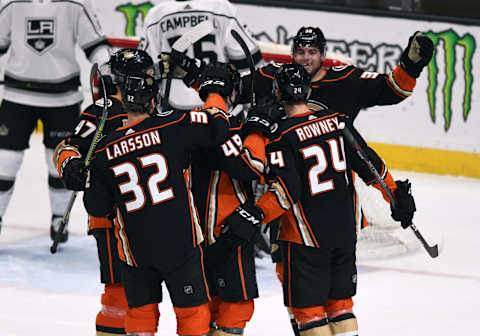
[
  {"x1": 223, "y1": 202, "x2": 265, "y2": 242},
  {"x1": 242, "y1": 104, "x2": 284, "y2": 138},
  {"x1": 159, "y1": 51, "x2": 204, "y2": 87},
  {"x1": 198, "y1": 62, "x2": 237, "y2": 102},
  {"x1": 400, "y1": 31, "x2": 434, "y2": 78},
  {"x1": 390, "y1": 179, "x2": 416, "y2": 229},
  {"x1": 61, "y1": 157, "x2": 87, "y2": 191},
  {"x1": 206, "y1": 203, "x2": 264, "y2": 266}
]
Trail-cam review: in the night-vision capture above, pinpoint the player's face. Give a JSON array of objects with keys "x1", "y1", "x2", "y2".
[{"x1": 293, "y1": 46, "x2": 324, "y2": 78}]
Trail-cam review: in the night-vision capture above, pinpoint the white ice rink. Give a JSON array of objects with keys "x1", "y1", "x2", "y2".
[{"x1": 0, "y1": 133, "x2": 479, "y2": 336}]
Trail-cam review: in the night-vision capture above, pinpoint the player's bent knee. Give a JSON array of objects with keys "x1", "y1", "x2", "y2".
[
  {"x1": 174, "y1": 303, "x2": 210, "y2": 336},
  {"x1": 96, "y1": 284, "x2": 129, "y2": 335},
  {"x1": 325, "y1": 299, "x2": 358, "y2": 336},
  {"x1": 325, "y1": 298, "x2": 353, "y2": 317},
  {"x1": 125, "y1": 304, "x2": 159, "y2": 335},
  {"x1": 215, "y1": 300, "x2": 254, "y2": 330},
  {"x1": 290, "y1": 306, "x2": 330, "y2": 336}
]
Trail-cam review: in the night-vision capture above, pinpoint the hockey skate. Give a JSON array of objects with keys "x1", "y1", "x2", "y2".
[{"x1": 50, "y1": 215, "x2": 68, "y2": 243}]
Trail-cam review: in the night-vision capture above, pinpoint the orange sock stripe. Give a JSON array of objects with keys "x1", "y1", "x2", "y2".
[
  {"x1": 216, "y1": 300, "x2": 254, "y2": 329},
  {"x1": 174, "y1": 303, "x2": 210, "y2": 336},
  {"x1": 325, "y1": 298, "x2": 354, "y2": 313},
  {"x1": 290, "y1": 306, "x2": 326, "y2": 325}
]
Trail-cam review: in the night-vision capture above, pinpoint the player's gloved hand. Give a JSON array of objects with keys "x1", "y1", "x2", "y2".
[
  {"x1": 198, "y1": 62, "x2": 236, "y2": 102},
  {"x1": 205, "y1": 202, "x2": 264, "y2": 266},
  {"x1": 400, "y1": 31, "x2": 434, "y2": 78},
  {"x1": 242, "y1": 103, "x2": 284, "y2": 138},
  {"x1": 98, "y1": 75, "x2": 117, "y2": 96},
  {"x1": 61, "y1": 157, "x2": 87, "y2": 191},
  {"x1": 390, "y1": 179, "x2": 416, "y2": 229},
  {"x1": 159, "y1": 51, "x2": 204, "y2": 86},
  {"x1": 223, "y1": 202, "x2": 265, "y2": 242}
]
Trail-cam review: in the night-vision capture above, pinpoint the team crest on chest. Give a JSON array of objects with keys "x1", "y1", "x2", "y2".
[{"x1": 25, "y1": 18, "x2": 56, "y2": 54}]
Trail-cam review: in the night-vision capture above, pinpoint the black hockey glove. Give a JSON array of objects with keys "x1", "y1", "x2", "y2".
[
  {"x1": 197, "y1": 62, "x2": 236, "y2": 102},
  {"x1": 390, "y1": 179, "x2": 416, "y2": 229},
  {"x1": 242, "y1": 103, "x2": 285, "y2": 139},
  {"x1": 61, "y1": 157, "x2": 87, "y2": 191},
  {"x1": 158, "y1": 51, "x2": 204, "y2": 87},
  {"x1": 205, "y1": 203, "x2": 264, "y2": 266},
  {"x1": 223, "y1": 202, "x2": 265, "y2": 242},
  {"x1": 400, "y1": 31, "x2": 434, "y2": 78}
]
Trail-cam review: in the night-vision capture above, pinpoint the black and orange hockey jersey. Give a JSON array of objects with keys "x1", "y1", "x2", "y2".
[
  {"x1": 242, "y1": 62, "x2": 415, "y2": 121},
  {"x1": 255, "y1": 109, "x2": 388, "y2": 249},
  {"x1": 190, "y1": 118, "x2": 265, "y2": 246},
  {"x1": 83, "y1": 96, "x2": 230, "y2": 267},
  {"x1": 54, "y1": 96, "x2": 127, "y2": 176},
  {"x1": 53, "y1": 96, "x2": 128, "y2": 232}
]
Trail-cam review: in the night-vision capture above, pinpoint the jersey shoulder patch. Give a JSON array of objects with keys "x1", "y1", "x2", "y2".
[
  {"x1": 322, "y1": 65, "x2": 357, "y2": 81},
  {"x1": 95, "y1": 97, "x2": 113, "y2": 108}
]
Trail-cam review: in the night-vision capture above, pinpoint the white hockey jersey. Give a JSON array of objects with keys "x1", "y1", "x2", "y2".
[
  {"x1": 0, "y1": 0, "x2": 111, "y2": 107},
  {"x1": 140, "y1": 0, "x2": 263, "y2": 110}
]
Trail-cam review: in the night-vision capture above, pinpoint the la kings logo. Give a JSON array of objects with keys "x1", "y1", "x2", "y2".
[{"x1": 26, "y1": 18, "x2": 56, "y2": 54}]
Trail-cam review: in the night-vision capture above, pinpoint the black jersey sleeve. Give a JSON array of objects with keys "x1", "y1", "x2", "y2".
[
  {"x1": 83, "y1": 154, "x2": 115, "y2": 218},
  {"x1": 216, "y1": 130, "x2": 265, "y2": 181},
  {"x1": 183, "y1": 107, "x2": 230, "y2": 150},
  {"x1": 348, "y1": 65, "x2": 416, "y2": 109}
]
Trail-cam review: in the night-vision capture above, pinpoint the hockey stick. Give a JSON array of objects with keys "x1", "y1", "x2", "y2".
[
  {"x1": 163, "y1": 20, "x2": 214, "y2": 110},
  {"x1": 50, "y1": 63, "x2": 109, "y2": 254},
  {"x1": 231, "y1": 29, "x2": 255, "y2": 106},
  {"x1": 342, "y1": 126, "x2": 439, "y2": 258}
]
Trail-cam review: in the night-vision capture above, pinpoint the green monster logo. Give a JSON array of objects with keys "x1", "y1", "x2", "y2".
[
  {"x1": 116, "y1": 2, "x2": 154, "y2": 36},
  {"x1": 425, "y1": 29, "x2": 476, "y2": 131}
]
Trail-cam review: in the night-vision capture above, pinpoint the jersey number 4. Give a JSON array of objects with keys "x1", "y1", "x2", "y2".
[{"x1": 111, "y1": 153, "x2": 174, "y2": 212}]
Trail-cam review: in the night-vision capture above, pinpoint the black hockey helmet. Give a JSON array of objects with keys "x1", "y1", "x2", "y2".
[
  {"x1": 108, "y1": 48, "x2": 154, "y2": 84},
  {"x1": 292, "y1": 26, "x2": 327, "y2": 56},
  {"x1": 198, "y1": 62, "x2": 241, "y2": 102},
  {"x1": 273, "y1": 63, "x2": 311, "y2": 103},
  {"x1": 121, "y1": 73, "x2": 159, "y2": 113}
]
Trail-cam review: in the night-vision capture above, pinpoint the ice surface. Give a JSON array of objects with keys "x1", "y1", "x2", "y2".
[{"x1": 0, "y1": 134, "x2": 478, "y2": 335}]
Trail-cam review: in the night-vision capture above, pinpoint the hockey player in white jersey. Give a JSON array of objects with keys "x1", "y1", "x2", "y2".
[
  {"x1": 140, "y1": 0, "x2": 263, "y2": 110},
  {"x1": 0, "y1": 0, "x2": 111, "y2": 239}
]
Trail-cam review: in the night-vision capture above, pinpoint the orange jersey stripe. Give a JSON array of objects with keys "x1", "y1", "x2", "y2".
[{"x1": 237, "y1": 246, "x2": 248, "y2": 301}]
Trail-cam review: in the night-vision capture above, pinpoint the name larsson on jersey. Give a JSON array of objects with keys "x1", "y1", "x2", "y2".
[
  {"x1": 295, "y1": 116, "x2": 341, "y2": 142},
  {"x1": 106, "y1": 130, "x2": 161, "y2": 160}
]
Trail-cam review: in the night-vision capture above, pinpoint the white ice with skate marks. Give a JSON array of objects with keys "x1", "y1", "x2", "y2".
[{"x1": 0, "y1": 134, "x2": 479, "y2": 335}]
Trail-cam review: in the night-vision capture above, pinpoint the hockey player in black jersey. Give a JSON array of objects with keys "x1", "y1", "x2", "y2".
[
  {"x1": 246, "y1": 26, "x2": 434, "y2": 120},
  {"x1": 83, "y1": 63, "x2": 233, "y2": 336},
  {"x1": 54, "y1": 48, "x2": 154, "y2": 336},
  {"x1": 226, "y1": 64, "x2": 416, "y2": 336},
  {"x1": 166, "y1": 53, "x2": 268, "y2": 336}
]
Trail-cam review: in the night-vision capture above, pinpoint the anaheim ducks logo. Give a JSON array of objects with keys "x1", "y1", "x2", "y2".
[
  {"x1": 307, "y1": 99, "x2": 328, "y2": 112},
  {"x1": 26, "y1": 18, "x2": 56, "y2": 54}
]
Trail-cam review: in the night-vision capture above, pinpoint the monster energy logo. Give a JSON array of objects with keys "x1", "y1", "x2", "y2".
[
  {"x1": 425, "y1": 29, "x2": 475, "y2": 131},
  {"x1": 116, "y1": 2, "x2": 154, "y2": 36}
]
